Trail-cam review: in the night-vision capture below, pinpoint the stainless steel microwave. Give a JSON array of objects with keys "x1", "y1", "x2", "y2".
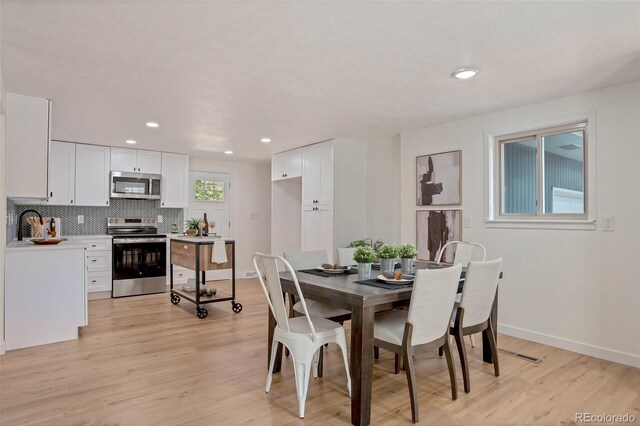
[{"x1": 110, "y1": 171, "x2": 162, "y2": 200}]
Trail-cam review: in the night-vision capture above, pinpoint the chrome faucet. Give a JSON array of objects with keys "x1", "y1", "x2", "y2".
[{"x1": 18, "y1": 209, "x2": 44, "y2": 241}]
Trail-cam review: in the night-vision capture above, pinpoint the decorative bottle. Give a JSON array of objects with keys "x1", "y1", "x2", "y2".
[{"x1": 202, "y1": 213, "x2": 209, "y2": 237}]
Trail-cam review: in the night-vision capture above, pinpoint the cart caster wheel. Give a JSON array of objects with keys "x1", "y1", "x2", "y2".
[
  {"x1": 170, "y1": 294, "x2": 180, "y2": 305},
  {"x1": 196, "y1": 307, "x2": 208, "y2": 319},
  {"x1": 232, "y1": 302, "x2": 243, "y2": 313}
]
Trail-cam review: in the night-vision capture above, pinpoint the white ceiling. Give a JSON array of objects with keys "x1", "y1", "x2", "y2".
[{"x1": 2, "y1": 1, "x2": 639, "y2": 161}]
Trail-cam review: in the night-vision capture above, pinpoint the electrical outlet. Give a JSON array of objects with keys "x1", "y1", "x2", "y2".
[
  {"x1": 157, "y1": 215, "x2": 163, "y2": 223},
  {"x1": 245, "y1": 271, "x2": 258, "y2": 278},
  {"x1": 78, "y1": 215, "x2": 84, "y2": 224},
  {"x1": 602, "y1": 216, "x2": 615, "y2": 231},
  {"x1": 464, "y1": 216, "x2": 472, "y2": 228}
]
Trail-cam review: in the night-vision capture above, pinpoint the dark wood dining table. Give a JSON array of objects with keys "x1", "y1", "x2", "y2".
[{"x1": 267, "y1": 262, "x2": 500, "y2": 426}]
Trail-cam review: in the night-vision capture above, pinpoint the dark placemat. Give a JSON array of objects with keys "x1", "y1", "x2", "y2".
[
  {"x1": 299, "y1": 268, "x2": 358, "y2": 278},
  {"x1": 354, "y1": 278, "x2": 414, "y2": 290}
]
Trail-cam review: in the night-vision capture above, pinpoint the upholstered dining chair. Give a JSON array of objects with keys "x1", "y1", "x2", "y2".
[
  {"x1": 436, "y1": 241, "x2": 487, "y2": 347},
  {"x1": 283, "y1": 250, "x2": 352, "y2": 376},
  {"x1": 450, "y1": 258, "x2": 503, "y2": 394},
  {"x1": 253, "y1": 253, "x2": 351, "y2": 419},
  {"x1": 337, "y1": 247, "x2": 357, "y2": 266},
  {"x1": 373, "y1": 264, "x2": 462, "y2": 423}
]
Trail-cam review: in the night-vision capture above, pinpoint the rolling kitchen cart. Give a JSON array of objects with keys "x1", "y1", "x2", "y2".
[{"x1": 169, "y1": 237, "x2": 242, "y2": 318}]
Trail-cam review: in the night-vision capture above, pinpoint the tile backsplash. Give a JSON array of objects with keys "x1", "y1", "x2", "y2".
[{"x1": 14, "y1": 199, "x2": 184, "y2": 238}]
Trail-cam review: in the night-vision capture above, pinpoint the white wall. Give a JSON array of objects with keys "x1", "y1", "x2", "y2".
[
  {"x1": 364, "y1": 134, "x2": 401, "y2": 245},
  {"x1": 400, "y1": 80, "x2": 640, "y2": 368},
  {"x1": 189, "y1": 158, "x2": 271, "y2": 278}
]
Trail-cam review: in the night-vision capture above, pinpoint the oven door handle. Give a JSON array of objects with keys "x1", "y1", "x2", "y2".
[{"x1": 113, "y1": 238, "x2": 167, "y2": 244}]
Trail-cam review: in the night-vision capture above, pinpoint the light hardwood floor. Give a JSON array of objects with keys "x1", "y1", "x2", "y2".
[{"x1": 1, "y1": 279, "x2": 639, "y2": 425}]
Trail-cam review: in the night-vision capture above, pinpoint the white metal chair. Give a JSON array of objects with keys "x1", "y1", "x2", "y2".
[
  {"x1": 373, "y1": 264, "x2": 462, "y2": 423},
  {"x1": 450, "y1": 258, "x2": 503, "y2": 393},
  {"x1": 283, "y1": 250, "x2": 352, "y2": 376},
  {"x1": 337, "y1": 247, "x2": 357, "y2": 266},
  {"x1": 253, "y1": 253, "x2": 351, "y2": 419},
  {"x1": 436, "y1": 241, "x2": 487, "y2": 347}
]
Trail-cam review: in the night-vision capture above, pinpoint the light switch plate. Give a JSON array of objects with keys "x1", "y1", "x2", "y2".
[
  {"x1": 249, "y1": 212, "x2": 258, "y2": 220},
  {"x1": 78, "y1": 215, "x2": 84, "y2": 224},
  {"x1": 602, "y1": 216, "x2": 615, "y2": 231},
  {"x1": 464, "y1": 216, "x2": 472, "y2": 228},
  {"x1": 157, "y1": 215, "x2": 163, "y2": 223}
]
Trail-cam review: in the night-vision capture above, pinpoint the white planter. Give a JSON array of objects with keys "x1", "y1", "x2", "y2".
[
  {"x1": 357, "y1": 263, "x2": 372, "y2": 280},
  {"x1": 379, "y1": 258, "x2": 395, "y2": 273},
  {"x1": 400, "y1": 258, "x2": 415, "y2": 274}
]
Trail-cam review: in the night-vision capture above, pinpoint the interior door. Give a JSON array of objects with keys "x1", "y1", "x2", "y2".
[{"x1": 187, "y1": 171, "x2": 232, "y2": 281}]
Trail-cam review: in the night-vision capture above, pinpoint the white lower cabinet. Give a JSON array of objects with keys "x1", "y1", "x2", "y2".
[
  {"x1": 82, "y1": 237, "x2": 113, "y2": 298},
  {"x1": 5, "y1": 245, "x2": 86, "y2": 350},
  {"x1": 302, "y1": 204, "x2": 334, "y2": 262}
]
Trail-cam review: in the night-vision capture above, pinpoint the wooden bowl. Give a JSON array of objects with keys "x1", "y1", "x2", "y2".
[{"x1": 30, "y1": 238, "x2": 64, "y2": 245}]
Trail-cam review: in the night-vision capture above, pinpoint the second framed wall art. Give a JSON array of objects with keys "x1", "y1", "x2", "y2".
[{"x1": 416, "y1": 150, "x2": 461, "y2": 206}]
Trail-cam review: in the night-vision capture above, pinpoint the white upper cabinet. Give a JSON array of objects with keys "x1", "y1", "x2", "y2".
[
  {"x1": 111, "y1": 148, "x2": 161, "y2": 174},
  {"x1": 6, "y1": 93, "x2": 51, "y2": 199},
  {"x1": 161, "y1": 152, "x2": 189, "y2": 208},
  {"x1": 75, "y1": 144, "x2": 111, "y2": 206},
  {"x1": 47, "y1": 141, "x2": 76, "y2": 205},
  {"x1": 271, "y1": 148, "x2": 302, "y2": 181},
  {"x1": 302, "y1": 142, "x2": 334, "y2": 206}
]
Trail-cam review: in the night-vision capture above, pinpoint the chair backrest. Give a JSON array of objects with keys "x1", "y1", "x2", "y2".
[
  {"x1": 436, "y1": 241, "x2": 487, "y2": 266},
  {"x1": 459, "y1": 258, "x2": 503, "y2": 328},
  {"x1": 337, "y1": 247, "x2": 357, "y2": 266},
  {"x1": 283, "y1": 250, "x2": 328, "y2": 270},
  {"x1": 407, "y1": 263, "x2": 462, "y2": 346},
  {"x1": 253, "y1": 252, "x2": 318, "y2": 337}
]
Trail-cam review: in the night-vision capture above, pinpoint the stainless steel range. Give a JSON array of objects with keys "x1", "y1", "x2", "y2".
[{"x1": 108, "y1": 217, "x2": 167, "y2": 298}]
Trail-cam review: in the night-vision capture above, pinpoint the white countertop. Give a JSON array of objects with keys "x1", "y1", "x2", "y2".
[
  {"x1": 64, "y1": 234, "x2": 113, "y2": 240},
  {"x1": 6, "y1": 238, "x2": 91, "y2": 252},
  {"x1": 168, "y1": 235, "x2": 232, "y2": 243}
]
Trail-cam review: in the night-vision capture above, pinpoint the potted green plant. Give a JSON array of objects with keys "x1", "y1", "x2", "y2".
[
  {"x1": 398, "y1": 243, "x2": 418, "y2": 274},
  {"x1": 377, "y1": 244, "x2": 399, "y2": 273},
  {"x1": 354, "y1": 245, "x2": 377, "y2": 279},
  {"x1": 185, "y1": 218, "x2": 201, "y2": 237}
]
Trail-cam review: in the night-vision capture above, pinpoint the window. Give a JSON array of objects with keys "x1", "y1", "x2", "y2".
[
  {"x1": 194, "y1": 179, "x2": 224, "y2": 202},
  {"x1": 498, "y1": 122, "x2": 586, "y2": 218}
]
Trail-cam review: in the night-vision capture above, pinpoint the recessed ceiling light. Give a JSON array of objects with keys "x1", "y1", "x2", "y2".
[
  {"x1": 260, "y1": 138, "x2": 271, "y2": 143},
  {"x1": 224, "y1": 150, "x2": 233, "y2": 155},
  {"x1": 146, "y1": 122, "x2": 159, "y2": 128},
  {"x1": 126, "y1": 140, "x2": 137, "y2": 144},
  {"x1": 452, "y1": 68, "x2": 479, "y2": 80}
]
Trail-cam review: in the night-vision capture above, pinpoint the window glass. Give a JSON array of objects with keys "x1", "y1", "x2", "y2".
[
  {"x1": 502, "y1": 138, "x2": 537, "y2": 214},
  {"x1": 542, "y1": 131, "x2": 584, "y2": 214},
  {"x1": 194, "y1": 180, "x2": 224, "y2": 202}
]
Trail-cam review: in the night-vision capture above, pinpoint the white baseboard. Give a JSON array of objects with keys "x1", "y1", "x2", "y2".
[
  {"x1": 0, "y1": 340, "x2": 5, "y2": 356},
  {"x1": 498, "y1": 323, "x2": 640, "y2": 369}
]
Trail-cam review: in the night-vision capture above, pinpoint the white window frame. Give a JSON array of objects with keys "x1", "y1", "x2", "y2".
[{"x1": 485, "y1": 111, "x2": 597, "y2": 230}]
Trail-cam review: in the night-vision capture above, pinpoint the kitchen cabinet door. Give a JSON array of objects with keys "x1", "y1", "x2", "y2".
[
  {"x1": 286, "y1": 149, "x2": 302, "y2": 178},
  {"x1": 76, "y1": 144, "x2": 111, "y2": 206},
  {"x1": 271, "y1": 152, "x2": 287, "y2": 181},
  {"x1": 302, "y1": 142, "x2": 333, "y2": 206},
  {"x1": 47, "y1": 141, "x2": 76, "y2": 205},
  {"x1": 6, "y1": 94, "x2": 51, "y2": 199},
  {"x1": 161, "y1": 152, "x2": 189, "y2": 208},
  {"x1": 110, "y1": 147, "x2": 137, "y2": 172},
  {"x1": 137, "y1": 150, "x2": 162, "y2": 174},
  {"x1": 301, "y1": 205, "x2": 334, "y2": 262}
]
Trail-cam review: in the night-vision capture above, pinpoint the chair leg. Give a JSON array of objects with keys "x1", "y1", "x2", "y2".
[
  {"x1": 402, "y1": 349, "x2": 419, "y2": 423},
  {"x1": 285, "y1": 347, "x2": 290, "y2": 357},
  {"x1": 337, "y1": 333, "x2": 352, "y2": 398},
  {"x1": 453, "y1": 330, "x2": 470, "y2": 393},
  {"x1": 317, "y1": 346, "x2": 324, "y2": 378},
  {"x1": 469, "y1": 334, "x2": 476, "y2": 348},
  {"x1": 266, "y1": 339, "x2": 280, "y2": 392},
  {"x1": 438, "y1": 346, "x2": 443, "y2": 357},
  {"x1": 374, "y1": 346, "x2": 380, "y2": 360},
  {"x1": 486, "y1": 321, "x2": 500, "y2": 377},
  {"x1": 394, "y1": 353, "x2": 400, "y2": 374},
  {"x1": 443, "y1": 338, "x2": 458, "y2": 400},
  {"x1": 296, "y1": 354, "x2": 313, "y2": 419}
]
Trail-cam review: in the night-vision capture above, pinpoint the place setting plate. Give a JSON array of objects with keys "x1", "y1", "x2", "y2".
[
  {"x1": 316, "y1": 265, "x2": 351, "y2": 274},
  {"x1": 377, "y1": 274, "x2": 414, "y2": 284}
]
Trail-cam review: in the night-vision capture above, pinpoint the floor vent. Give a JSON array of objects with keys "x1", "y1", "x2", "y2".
[{"x1": 498, "y1": 348, "x2": 542, "y2": 364}]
